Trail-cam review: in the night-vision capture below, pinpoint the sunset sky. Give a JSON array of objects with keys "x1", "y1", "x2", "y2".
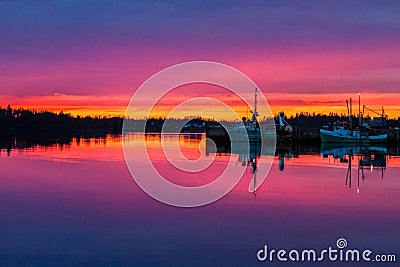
[{"x1": 1, "y1": 1, "x2": 400, "y2": 118}]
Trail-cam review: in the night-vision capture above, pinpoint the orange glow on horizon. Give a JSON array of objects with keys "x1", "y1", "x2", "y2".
[{"x1": 1, "y1": 92, "x2": 400, "y2": 119}]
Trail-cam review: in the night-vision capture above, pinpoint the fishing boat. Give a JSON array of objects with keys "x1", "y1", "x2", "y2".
[
  {"x1": 320, "y1": 124, "x2": 387, "y2": 143},
  {"x1": 206, "y1": 87, "x2": 262, "y2": 142},
  {"x1": 230, "y1": 88, "x2": 261, "y2": 142},
  {"x1": 320, "y1": 95, "x2": 388, "y2": 143}
]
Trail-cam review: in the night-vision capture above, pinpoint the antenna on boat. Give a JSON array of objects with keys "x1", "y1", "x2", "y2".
[
  {"x1": 346, "y1": 98, "x2": 353, "y2": 129},
  {"x1": 254, "y1": 87, "x2": 258, "y2": 116},
  {"x1": 358, "y1": 93, "x2": 362, "y2": 128},
  {"x1": 350, "y1": 98, "x2": 353, "y2": 129},
  {"x1": 251, "y1": 87, "x2": 259, "y2": 122}
]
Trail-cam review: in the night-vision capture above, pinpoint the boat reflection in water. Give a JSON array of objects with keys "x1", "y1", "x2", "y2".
[
  {"x1": 320, "y1": 143, "x2": 388, "y2": 193},
  {"x1": 205, "y1": 138, "x2": 263, "y2": 196},
  {"x1": 204, "y1": 134, "x2": 397, "y2": 196}
]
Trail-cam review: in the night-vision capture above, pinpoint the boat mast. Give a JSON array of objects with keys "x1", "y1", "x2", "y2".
[
  {"x1": 350, "y1": 98, "x2": 353, "y2": 129},
  {"x1": 346, "y1": 99, "x2": 351, "y2": 128},
  {"x1": 252, "y1": 87, "x2": 258, "y2": 122},
  {"x1": 358, "y1": 93, "x2": 362, "y2": 128}
]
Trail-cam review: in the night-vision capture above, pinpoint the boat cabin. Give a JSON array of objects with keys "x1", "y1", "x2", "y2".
[{"x1": 361, "y1": 117, "x2": 387, "y2": 128}]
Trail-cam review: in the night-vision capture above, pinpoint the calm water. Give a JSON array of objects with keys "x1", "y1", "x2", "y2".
[{"x1": 0, "y1": 134, "x2": 399, "y2": 266}]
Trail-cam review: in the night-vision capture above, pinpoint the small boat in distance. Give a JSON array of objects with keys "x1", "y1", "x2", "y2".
[{"x1": 320, "y1": 95, "x2": 387, "y2": 143}]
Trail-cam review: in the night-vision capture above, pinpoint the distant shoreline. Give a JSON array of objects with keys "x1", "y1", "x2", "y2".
[{"x1": 1, "y1": 105, "x2": 400, "y2": 144}]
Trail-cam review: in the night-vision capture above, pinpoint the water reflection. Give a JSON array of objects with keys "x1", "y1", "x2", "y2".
[
  {"x1": 204, "y1": 136, "x2": 400, "y2": 195},
  {"x1": 2, "y1": 133, "x2": 399, "y2": 195},
  {"x1": 320, "y1": 143, "x2": 388, "y2": 193},
  {"x1": 205, "y1": 139, "x2": 263, "y2": 195},
  {"x1": 1, "y1": 133, "x2": 400, "y2": 266},
  {"x1": 0, "y1": 134, "x2": 115, "y2": 156}
]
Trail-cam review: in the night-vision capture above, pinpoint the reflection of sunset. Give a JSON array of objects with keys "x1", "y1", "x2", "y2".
[
  {"x1": 2, "y1": 135, "x2": 123, "y2": 162},
  {"x1": 4, "y1": 133, "x2": 400, "y2": 171},
  {"x1": 144, "y1": 134, "x2": 228, "y2": 187},
  {"x1": 2, "y1": 134, "x2": 400, "y2": 202}
]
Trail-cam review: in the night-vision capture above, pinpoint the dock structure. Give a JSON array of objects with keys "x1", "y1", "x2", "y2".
[{"x1": 205, "y1": 126, "x2": 400, "y2": 145}]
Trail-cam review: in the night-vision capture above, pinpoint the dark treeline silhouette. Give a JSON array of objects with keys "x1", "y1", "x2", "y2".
[
  {"x1": 2, "y1": 105, "x2": 400, "y2": 136},
  {"x1": 284, "y1": 112, "x2": 348, "y2": 128},
  {"x1": 144, "y1": 117, "x2": 221, "y2": 132},
  {"x1": 0, "y1": 105, "x2": 123, "y2": 156},
  {"x1": 0, "y1": 105, "x2": 123, "y2": 136},
  {"x1": 284, "y1": 112, "x2": 400, "y2": 128}
]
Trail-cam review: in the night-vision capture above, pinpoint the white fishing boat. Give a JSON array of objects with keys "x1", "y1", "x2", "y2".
[
  {"x1": 320, "y1": 95, "x2": 388, "y2": 143},
  {"x1": 207, "y1": 87, "x2": 263, "y2": 142},
  {"x1": 230, "y1": 88, "x2": 263, "y2": 142},
  {"x1": 320, "y1": 125, "x2": 387, "y2": 143}
]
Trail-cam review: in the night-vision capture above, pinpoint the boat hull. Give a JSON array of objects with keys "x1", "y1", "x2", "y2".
[
  {"x1": 227, "y1": 129, "x2": 261, "y2": 142},
  {"x1": 320, "y1": 129, "x2": 387, "y2": 143}
]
